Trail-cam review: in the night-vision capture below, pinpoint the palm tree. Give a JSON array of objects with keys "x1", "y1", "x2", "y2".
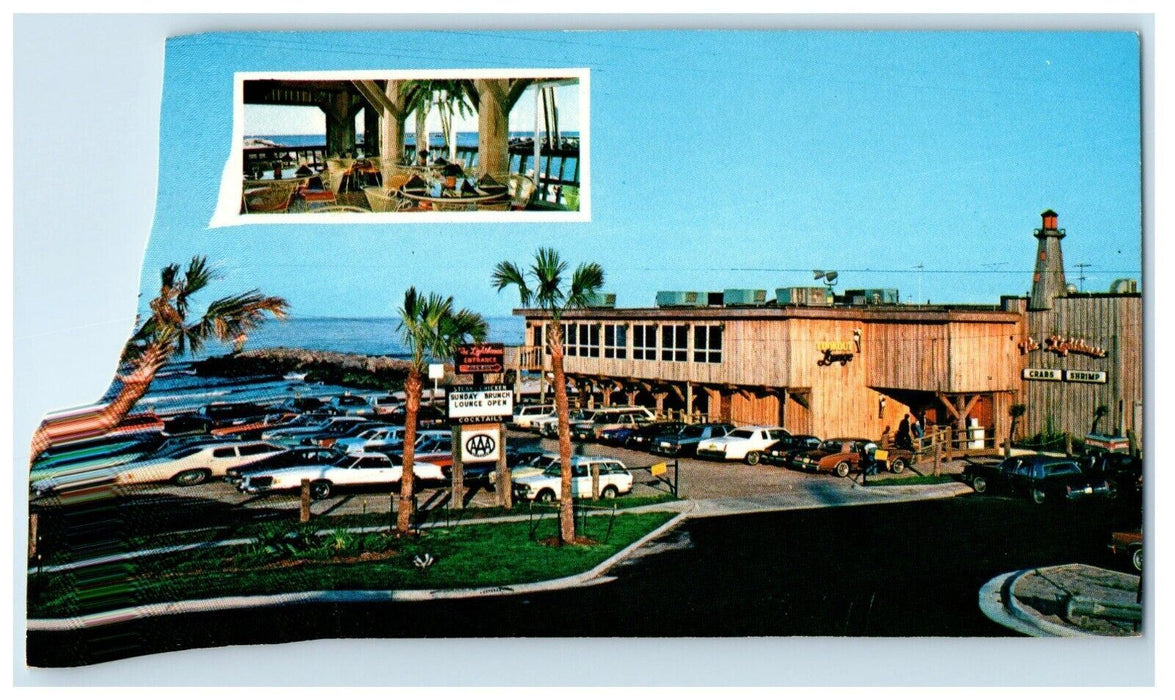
[
  {"x1": 406, "y1": 80, "x2": 473, "y2": 164},
  {"x1": 395, "y1": 288, "x2": 487, "y2": 535},
  {"x1": 493, "y1": 248, "x2": 604, "y2": 545},
  {"x1": 29, "y1": 256, "x2": 288, "y2": 463}
]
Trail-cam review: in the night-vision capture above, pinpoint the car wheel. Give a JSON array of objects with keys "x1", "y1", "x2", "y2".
[
  {"x1": 1132, "y1": 547, "x2": 1143, "y2": 573},
  {"x1": 834, "y1": 461, "x2": 851, "y2": 478},
  {"x1": 310, "y1": 480, "x2": 332, "y2": 500},
  {"x1": 173, "y1": 469, "x2": 209, "y2": 486},
  {"x1": 1031, "y1": 488, "x2": 1047, "y2": 505},
  {"x1": 889, "y1": 458, "x2": 906, "y2": 474},
  {"x1": 536, "y1": 489, "x2": 556, "y2": 503},
  {"x1": 745, "y1": 451, "x2": 761, "y2": 466},
  {"x1": 972, "y1": 476, "x2": 988, "y2": 494},
  {"x1": 601, "y1": 485, "x2": 619, "y2": 499}
]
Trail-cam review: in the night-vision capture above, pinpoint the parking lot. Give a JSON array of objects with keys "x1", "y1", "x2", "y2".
[{"x1": 31, "y1": 428, "x2": 971, "y2": 530}]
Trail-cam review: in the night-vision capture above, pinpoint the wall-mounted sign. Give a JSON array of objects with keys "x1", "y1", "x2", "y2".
[
  {"x1": 1044, "y1": 335, "x2": 1107, "y2": 358},
  {"x1": 1023, "y1": 368, "x2": 1063, "y2": 381},
  {"x1": 816, "y1": 340, "x2": 854, "y2": 366},
  {"x1": 447, "y1": 384, "x2": 513, "y2": 424},
  {"x1": 454, "y1": 343, "x2": 505, "y2": 374},
  {"x1": 1020, "y1": 335, "x2": 1107, "y2": 358},
  {"x1": 460, "y1": 427, "x2": 501, "y2": 463},
  {"x1": 1064, "y1": 370, "x2": 1108, "y2": 384}
]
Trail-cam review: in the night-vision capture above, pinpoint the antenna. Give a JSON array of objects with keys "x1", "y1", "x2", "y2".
[
  {"x1": 913, "y1": 263, "x2": 924, "y2": 305},
  {"x1": 1075, "y1": 262, "x2": 1091, "y2": 292}
]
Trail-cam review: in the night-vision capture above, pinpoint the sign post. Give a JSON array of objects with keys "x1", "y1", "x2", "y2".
[
  {"x1": 449, "y1": 345, "x2": 511, "y2": 510},
  {"x1": 428, "y1": 363, "x2": 445, "y2": 405}
]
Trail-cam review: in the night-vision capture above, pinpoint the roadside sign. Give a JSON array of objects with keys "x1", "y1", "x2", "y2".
[
  {"x1": 460, "y1": 427, "x2": 501, "y2": 463},
  {"x1": 428, "y1": 363, "x2": 445, "y2": 380},
  {"x1": 455, "y1": 343, "x2": 504, "y2": 374},
  {"x1": 650, "y1": 462, "x2": 667, "y2": 477},
  {"x1": 446, "y1": 384, "x2": 513, "y2": 424}
]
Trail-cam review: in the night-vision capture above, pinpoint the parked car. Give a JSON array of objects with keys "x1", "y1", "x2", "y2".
[
  {"x1": 224, "y1": 445, "x2": 346, "y2": 485},
  {"x1": 31, "y1": 433, "x2": 164, "y2": 472},
  {"x1": 260, "y1": 415, "x2": 371, "y2": 446},
  {"x1": 511, "y1": 404, "x2": 555, "y2": 430},
  {"x1": 239, "y1": 451, "x2": 446, "y2": 500},
  {"x1": 326, "y1": 394, "x2": 376, "y2": 417},
  {"x1": 275, "y1": 397, "x2": 328, "y2": 414},
  {"x1": 761, "y1": 434, "x2": 824, "y2": 468},
  {"x1": 368, "y1": 394, "x2": 402, "y2": 416},
  {"x1": 570, "y1": 407, "x2": 656, "y2": 441},
  {"x1": 794, "y1": 438, "x2": 911, "y2": 477},
  {"x1": 1109, "y1": 529, "x2": 1143, "y2": 572},
  {"x1": 163, "y1": 402, "x2": 270, "y2": 435},
  {"x1": 600, "y1": 421, "x2": 686, "y2": 449},
  {"x1": 1004, "y1": 455, "x2": 1118, "y2": 504},
  {"x1": 537, "y1": 408, "x2": 599, "y2": 438},
  {"x1": 964, "y1": 455, "x2": 1116, "y2": 504},
  {"x1": 334, "y1": 426, "x2": 408, "y2": 453},
  {"x1": 209, "y1": 412, "x2": 298, "y2": 439},
  {"x1": 32, "y1": 440, "x2": 288, "y2": 494},
  {"x1": 697, "y1": 426, "x2": 790, "y2": 464},
  {"x1": 1080, "y1": 452, "x2": 1143, "y2": 497},
  {"x1": 488, "y1": 450, "x2": 559, "y2": 488},
  {"x1": 649, "y1": 422, "x2": 736, "y2": 457},
  {"x1": 384, "y1": 434, "x2": 454, "y2": 468},
  {"x1": 625, "y1": 418, "x2": 686, "y2": 451},
  {"x1": 384, "y1": 404, "x2": 449, "y2": 429},
  {"x1": 511, "y1": 457, "x2": 634, "y2": 502}
]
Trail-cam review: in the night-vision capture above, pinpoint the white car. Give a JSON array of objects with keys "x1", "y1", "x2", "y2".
[
  {"x1": 511, "y1": 457, "x2": 634, "y2": 502},
  {"x1": 239, "y1": 451, "x2": 446, "y2": 500},
  {"x1": 696, "y1": 426, "x2": 790, "y2": 464},
  {"x1": 260, "y1": 415, "x2": 370, "y2": 445},
  {"x1": 332, "y1": 426, "x2": 453, "y2": 454},
  {"x1": 31, "y1": 440, "x2": 288, "y2": 494},
  {"x1": 511, "y1": 404, "x2": 555, "y2": 430}
]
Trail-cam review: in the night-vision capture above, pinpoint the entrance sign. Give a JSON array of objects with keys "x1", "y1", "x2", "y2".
[
  {"x1": 1023, "y1": 368, "x2": 1062, "y2": 381},
  {"x1": 455, "y1": 343, "x2": 504, "y2": 374},
  {"x1": 461, "y1": 428, "x2": 501, "y2": 462},
  {"x1": 447, "y1": 384, "x2": 513, "y2": 424}
]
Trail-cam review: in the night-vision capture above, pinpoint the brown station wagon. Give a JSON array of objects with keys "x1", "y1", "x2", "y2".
[{"x1": 793, "y1": 437, "x2": 912, "y2": 477}]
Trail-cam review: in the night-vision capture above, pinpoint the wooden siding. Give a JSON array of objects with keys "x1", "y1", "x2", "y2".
[{"x1": 1019, "y1": 296, "x2": 1143, "y2": 443}]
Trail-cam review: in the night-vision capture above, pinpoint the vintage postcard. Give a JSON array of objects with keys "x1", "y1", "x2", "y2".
[{"x1": 16, "y1": 26, "x2": 1148, "y2": 683}]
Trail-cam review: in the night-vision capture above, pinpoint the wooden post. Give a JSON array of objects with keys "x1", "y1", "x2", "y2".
[
  {"x1": 934, "y1": 433, "x2": 942, "y2": 477},
  {"x1": 686, "y1": 382, "x2": 694, "y2": 422},
  {"x1": 300, "y1": 479, "x2": 311, "y2": 522},
  {"x1": 450, "y1": 424, "x2": 464, "y2": 511},
  {"x1": 496, "y1": 422, "x2": 512, "y2": 509},
  {"x1": 28, "y1": 512, "x2": 38, "y2": 561},
  {"x1": 591, "y1": 462, "x2": 600, "y2": 501}
]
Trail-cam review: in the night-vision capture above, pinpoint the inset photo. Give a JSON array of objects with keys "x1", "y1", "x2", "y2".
[{"x1": 224, "y1": 70, "x2": 587, "y2": 222}]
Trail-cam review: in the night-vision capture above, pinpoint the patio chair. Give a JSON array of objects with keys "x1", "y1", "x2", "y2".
[
  {"x1": 241, "y1": 179, "x2": 301, "y2": 214},
  {"x1": 364, "y1": 186, "x2": 414, "y2": 213},
  {"x1": 476, "y1": 196, "x2": 511, "y2": 211},
  {"x1": 325, "y1": 157, "x2": 355, "y2": 195}
]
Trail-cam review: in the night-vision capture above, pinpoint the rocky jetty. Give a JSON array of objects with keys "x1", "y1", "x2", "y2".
[{"x1": 192, "y1": 347, "x2": 418, "y2": 391}]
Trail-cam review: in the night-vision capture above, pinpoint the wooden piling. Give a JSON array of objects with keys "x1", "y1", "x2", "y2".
[{"x1": 300, "y1": 479, "x2": 311, "y2": 522}]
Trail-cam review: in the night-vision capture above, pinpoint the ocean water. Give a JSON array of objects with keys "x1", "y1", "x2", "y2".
[{"x1": 187, "y1": 316, "x2": 525, "y2": 360}]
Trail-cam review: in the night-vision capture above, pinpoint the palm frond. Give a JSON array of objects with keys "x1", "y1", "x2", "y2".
[
  {"x1": 177, "y1": 256, "x2": 217, "y2": 316},
  {"x1": 491, "y1": 261, "x2": 533, "y2": 307},
  {"x1": 532, "y1": 247, "x2": 568, "y2": 309},
  {"x1": 566, "y1": 262, "x2": 605, "y2": 311}
]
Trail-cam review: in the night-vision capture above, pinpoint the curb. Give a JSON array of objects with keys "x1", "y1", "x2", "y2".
[
  {"x1": 28, "y1": 509, "x2": 691, "y2": 631},
  {"x1": 978, "y1": 568, "x2": 1096, "y2": 638}
]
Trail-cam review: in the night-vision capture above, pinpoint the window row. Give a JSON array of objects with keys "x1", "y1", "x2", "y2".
[{"x1": 551, "y1": 322, "x2": 722, "y2": 363}]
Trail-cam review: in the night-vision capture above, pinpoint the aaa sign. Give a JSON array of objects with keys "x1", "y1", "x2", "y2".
[{"x1": 461, "y1": 428, "x2": 501, "y2": 463}]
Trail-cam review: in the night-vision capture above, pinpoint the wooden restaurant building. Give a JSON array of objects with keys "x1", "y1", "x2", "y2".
[{"x1": 511, "y1": 211, "x2": 1143, "y2": 449}]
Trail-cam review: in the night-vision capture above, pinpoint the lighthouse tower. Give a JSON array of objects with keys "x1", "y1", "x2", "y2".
[{"x1": 1028, "y1": 209, "x2": 1068, "y2": 311}]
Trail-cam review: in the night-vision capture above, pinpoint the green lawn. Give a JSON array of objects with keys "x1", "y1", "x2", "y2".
[{"x1": 28, "y1": 511, "x2": 676, "y2": 619}]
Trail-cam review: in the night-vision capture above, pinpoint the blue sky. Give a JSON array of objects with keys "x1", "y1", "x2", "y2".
[{"x1": 143, "y1": 30, "x2": 1141, "y2": 321}]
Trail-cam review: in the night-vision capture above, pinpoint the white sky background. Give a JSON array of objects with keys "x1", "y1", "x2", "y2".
[{"x1": 244, "y1": 82, "x2": 580, "y2": 136}]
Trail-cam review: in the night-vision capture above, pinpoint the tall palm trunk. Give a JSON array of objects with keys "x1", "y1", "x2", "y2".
[
  {"x1": 397, "y1": 367, "x2": 422, "y2": 534},
  {"x1": 29, "y1": 344, "x2": 166, "y2": 464},
  {"x1": 548, "y1": 325, "x2": 575, "y2": 544}
]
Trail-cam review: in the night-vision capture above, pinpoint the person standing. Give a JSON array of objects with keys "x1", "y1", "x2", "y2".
[{"x1": 896, "y1": 414, "x2": 912, "y2": 450}]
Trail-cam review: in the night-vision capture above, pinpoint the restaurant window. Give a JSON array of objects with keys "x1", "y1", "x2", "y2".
[
  {"x1": 604, "y1": 324, "x2": 627, "y2": 359},
  {"x1": 583, "y1": 323, "x2": 600, "y2": 358},
  {"x1": 661, "y1": 324, "x2": 689, "y2": 362},
  {"x1": 532, "y1": 324, "x2": 544, "y2": 351},
  {"x1": 633, "y1": 324, "x2": 658, "y2": 360},
  {"x1": 565, "y1": 323, "x2": 578, "y2": 356},
  {"x1": 694, "y1": 325, "x2": 723, "y2": 363}
]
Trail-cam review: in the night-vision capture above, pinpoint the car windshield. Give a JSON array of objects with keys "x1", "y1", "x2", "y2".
[
  {"x1": 819, "y1": 440, "x2": 844, "y2": 452},
  {"x1": 167, "y1": 447, "x2": 206, "y2": 460},
  {"x1": 542, "y1": 464, "x2": 563, "y2": 476},
  {"x1": 729, "y1": 429, "x2": 755, "y2": 439}
]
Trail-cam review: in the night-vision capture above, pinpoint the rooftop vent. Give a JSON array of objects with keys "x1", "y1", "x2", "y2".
[
  {"x1": 723, "y1": 289, "x2": 768, "y2": 307},
  {"x1": 584, "y1": 292, "x2": 616, "y2": 308},
  {"x1": 776, "y1": 287, "x2": 833, "y2": 307},
  {"x1": 844, "y1": 288, "x2": 900, "y2": 306},
  {"x1": 656, "y1": 291, "x2": 706, "y2": 308},
  {"x1": 1110, "y1": 278, "x2": 1138, "y2": 294}
]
